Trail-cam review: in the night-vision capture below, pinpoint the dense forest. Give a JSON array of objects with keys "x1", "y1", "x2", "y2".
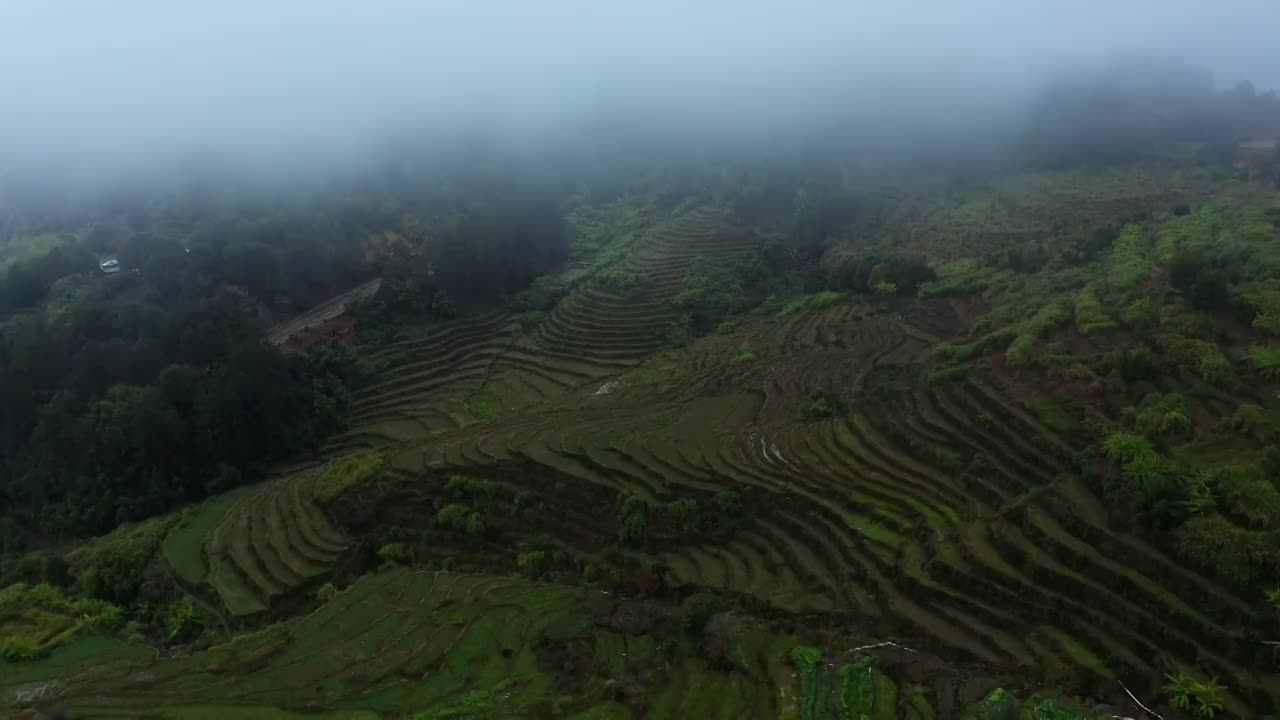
[
  {"x1": 2, "y1": 50, "x2": 1280, "y2": 718},
  {"x1": 0, "y1": 172, "x2": 573, "y2": 556}
]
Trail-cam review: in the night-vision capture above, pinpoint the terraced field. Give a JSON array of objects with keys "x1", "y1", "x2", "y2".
[
  {"x1": 328, "y1": 206, "x2": 747, "y2": 456},
  {"x1": 164, "y1": 470, "x2": 350, "y2": 617},
  {"x1": 350, "y1": 275, "x2": 1272, "y2": 711},
  {"x1": 50, "y1": 201, "x2": 1277, "y2": 715}
]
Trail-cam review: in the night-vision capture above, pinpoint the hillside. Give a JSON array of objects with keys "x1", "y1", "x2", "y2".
[{"x1": 3, "y1": 148, "x2": 1280, "y2": 718}]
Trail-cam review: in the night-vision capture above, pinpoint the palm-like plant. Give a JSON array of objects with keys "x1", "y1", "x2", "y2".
[{"x1": 1164, "y1": 672, "x2": 1227, "y2": 718}]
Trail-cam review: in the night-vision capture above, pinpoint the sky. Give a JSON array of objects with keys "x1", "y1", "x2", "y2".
[{"x1": 1, "y1": 1, "x2": 1277, "y2": 171}]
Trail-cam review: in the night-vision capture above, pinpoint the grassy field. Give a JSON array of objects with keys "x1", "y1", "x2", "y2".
[{"x1": 3, "y1": 569, "x2": 1107, "y2": 718}]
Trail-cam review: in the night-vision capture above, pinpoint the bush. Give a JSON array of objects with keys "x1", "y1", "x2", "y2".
[
  {"x1": 64, "y1": 514, "x2": 178, "y2": 605},
  {"x1": 165, "y1": 596, "x2": 202, "y2": 642},
  {"x1": 316, "y1": 582, "x2": 338, "y2": 602},
  {"x1": 445, "y1": 475, "x2": 497, "y2": 503},
  {"x1": 378, "y1": 543, "x2": 409, "y2": 565},
  {"x1": 0, "y1": 636, "x2": 42, "y2": 662},
  {"x1": 664, "y1": 498, "x2": 703, "y2": 537},
  {"x1": 803, "y1": 395, "x2": 834, "y2": 420},
  {"x1": 516, "y1": 550, "x2": 548, "y2": 578},
  {"x1": 1133, "y1": 393, "x2": 1193, "y2": 438},
  {"x1": 1250, "y1": 346, "x2": 1280, "y2": 380},
  {"x1": 776, "y1": 291, "x2": 845, "y2": 318},
  {"x1": 1176, "y1": 514, "x2": 1276, "y2": 587},
  {"x1": 1163, "y1": 672, "x2": 1226, "y2": 719},
  {"x1": 436, "y1": 504, "x2": 485, "y2": 536},
  {"x1": 616, "y1": 493, "x2": 650, "y2": 543},
  {"x1": 1157, "y1": 334, "x2": 1231, "y2": 384},
  {"x1": 735, "y1": 345, "x2": 758, "y2": 364}
]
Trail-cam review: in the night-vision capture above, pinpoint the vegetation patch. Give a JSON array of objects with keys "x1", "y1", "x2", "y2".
[{"x1": 315, "y1": 453, "x2": 389, "y2": 504}]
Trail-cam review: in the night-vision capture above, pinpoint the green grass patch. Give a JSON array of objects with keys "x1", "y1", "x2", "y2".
[
  {"x1": 464, "y1": 389, "x2": 502, "y2": 422},
  {"x1": 775, "y1": 291, "x2": 846, "y2": 318},
  {"x1": 314, "y1": 453, "x2": 388, "y2": 504},
  {"x1": 0, "y1": 233, "x2": 67, "y2": 271}
]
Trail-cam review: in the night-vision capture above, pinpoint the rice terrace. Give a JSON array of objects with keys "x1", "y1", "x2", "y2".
[{"x1": 4, "y1": 30, "x2": 1280, "y2": 720}]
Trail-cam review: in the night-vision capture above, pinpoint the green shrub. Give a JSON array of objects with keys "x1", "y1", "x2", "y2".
[
  {"x1": 0, "y1": 635, "x2": 42, "y2": 662},
  {"x1": 932, "y1": 343, "x2": 974, "y2": 363},
  {"x1": 616, "y1": 493, "x2": 649, "y2": 543},
  {"x1": 165, "y1": 596, "x2": 202, "y2": 642},
  {"x1": 1120, "y1": 297, "x2": 1156, "y2": 327},
  {"x1": 776, "y1": 291, "x2": 845, "y2": 318},
  {"x1": 735, "y1": 345, "x2": 758, "y2": 364},
  {"x1": 65, "y1": 513, "x2": 178, "y2": 604},
  {"x1": 1157, "y1": 334, "x2": 1231, "y2": 384},
  {"x1": 1133, "y1": 393, "x2": 1193, "y2": 438},
  {"x1": 378, "y1": 543, "x2": 409, "y2": 565},
  {"x1": 1176, "y1": 514, "x2": 1276, "y2": 587},
  {"x1": 436, "y1": 504, "x2": 485, "y2": 536},
  {"x1": 803, "y1": 395, "x2": 834, "y2": 420},
  {"x1": 663, "y1": 498, "x2": 702, "y2": 536},
  {"x1": 1096, "y1": 347, "x2": 1160, "y2": 382},
  {"x1": 962, "y1": 687, "x2": 1017, "y2": 720},
  {"x1": 1164, "y1": 672, "x2": 1226, "y2": 718},
  {"x1": 1250, "y1": 346, "x2": 1280, "y2": 380},
  {"x1": 927, "y1": 366, "x2": 971, "y2": 385},
  {"x1": 516, "y1": 550, "x2": 549, "y2": 578},
  {"x1": 316, "y1": 583, "x2": 338, "y2": 602},
  {"x1": 1005, "y1": 302, "x2": 1070, "y2": 367},
  {"x1": 789, "y1": 645, "x2": 821, "y2": 670},
  {"x1": 445, "y1": 475, "x2": 497, "y2": 503},
  {"x1": 1219, "y1": 471, "x2": 1280, "y2": 528}
]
